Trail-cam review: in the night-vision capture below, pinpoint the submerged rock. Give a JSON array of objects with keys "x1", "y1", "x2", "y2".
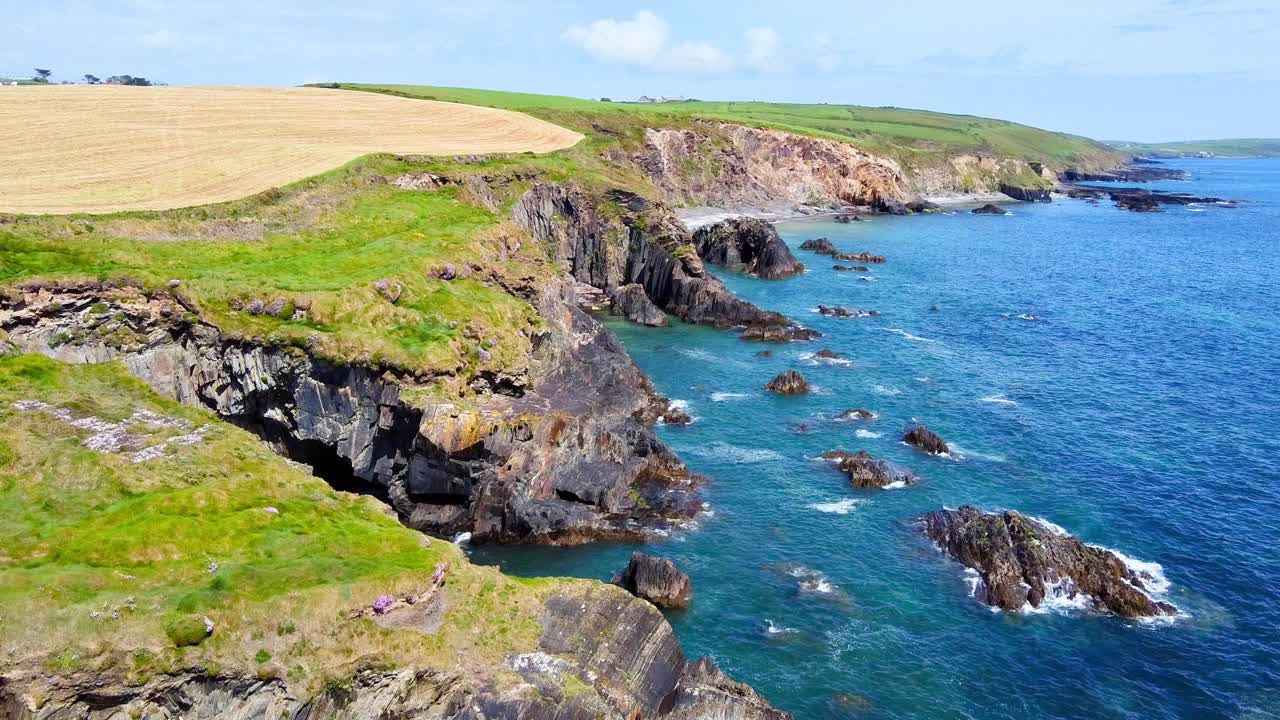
[
  {"x1": 834, "y1": 450, "x2": 917, "y2": 489},
  {"x1": 693, "y1": 217, "x2": 805, "y2": 279},
  {"x1": 612, "y1": 552, "x2": 692, "y2": 609},
  {"x1": 609, "y1": 284, "x2": 668, "y2": 327},
  {"x1": 834, "y1": 408, "x2": 875, "y2": 421},
  {"x1": 919, "y1": 506, "x2": 1178, "y2": 618},
  {"x1": 814, "y1": 349, "x2": 844, "y2": 361},
  {"x1": 765, "y1": 370, "x2": 811, "y2": 395},
  {"x1": 818, "y1": 305, "x2": 878, "y2": 318},
  {"x1": 972, "y1": 204, "x2": 1009, "y2": 215},
  {"x1": 662, "y1": 407, "x2": 693, "y2": 426},
  {"x1": 903, "y1": 425, "x2": 949, "y2": 455}
]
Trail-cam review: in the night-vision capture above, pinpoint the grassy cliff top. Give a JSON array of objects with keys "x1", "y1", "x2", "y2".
[
  {"x1": 0, "y1": 156, "x2": 557, "y2": 379},
  {"x1": 0, "y1": 353, "x2": 578, "y2": 692},
  {"x1": 1107, "y1": 138, "x2": 1280, "y2": 158},
  {"x1": 334, "y1": 83, "x2": 1123, "y2": 169}
]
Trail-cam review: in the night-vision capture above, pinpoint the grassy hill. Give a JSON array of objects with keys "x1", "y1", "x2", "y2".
[
  {"x1": 0, "y1": 353, "x2": 574, "y2": 692},
  {"x1": 1108, "y1": 138, "x2": 1280, "y2": 158},
  {"x1": 333, "y1": 83, "x2": 1122, "y2": 170}
]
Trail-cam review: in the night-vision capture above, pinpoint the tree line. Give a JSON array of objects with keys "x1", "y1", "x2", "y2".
[{"x1": 21, "y1": 69, "x2": 159, "y2": 86}]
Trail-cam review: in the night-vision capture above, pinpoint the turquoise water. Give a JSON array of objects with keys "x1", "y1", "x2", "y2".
[{"x1": 473, "y1": 159, "x2": 1280, "y2": 719}]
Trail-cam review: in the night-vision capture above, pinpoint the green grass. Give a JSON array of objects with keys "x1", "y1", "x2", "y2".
[
  {"x1": 0, "y1": 353, "x2": 581, "y2": 690},
  {"x1": 334, "y1": 83, "x2": 1122, "y2": 170},
  {"x1": 0, "y1": 156, "x2": 551, "y2": 377},
  {"x1": 1108, "y1": 138, "x2": 1280, "y2": 158}
]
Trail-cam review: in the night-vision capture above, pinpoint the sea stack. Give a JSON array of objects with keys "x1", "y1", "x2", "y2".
[
  {"x1": 903, "y1": 426, "x2": 949, "y2": 455},
  {"x1": 612, "y1": 552, "x2": 692, "y2": 609}
]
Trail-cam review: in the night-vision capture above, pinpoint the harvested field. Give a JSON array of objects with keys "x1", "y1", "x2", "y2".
[{"x1": 0, "y1": 85, "x2": 582, "y2": 214}]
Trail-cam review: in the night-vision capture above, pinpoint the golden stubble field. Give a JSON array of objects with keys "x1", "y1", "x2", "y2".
[{"x1": 0, "y1": 85, "x2": 583, "y2": 215}]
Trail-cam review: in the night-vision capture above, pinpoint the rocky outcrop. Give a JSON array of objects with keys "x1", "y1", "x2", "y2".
[
  {"x1": 814, "y1": 349, "x2": 844, "y2": 361},
  {"x1": 1, "y1": 585, "x2": 790, "y2": 719},
  {"x1": 0, "y1": 280, "x2": 701, "y2": 545},
  {"x1": 919, "y1": 506, "x2": 1178, "y2": 618},
  {"x1": 798, "y1": 238, "x2": 885, "y2": 263},
  {"x1": 999, "y1": 183, "x2": 1052, "y2": 202},
  {"x1": 612, "y1": 551, "x2": 692, "y2": 609},
  {"x1": 818, "y1": 305, "x2": 878, "y2": 318},
  {"x1": 512, "y1": 183, "x2": 815, "y2": 342},
  {"x1": 1061, "y1": 165, "x2": 1187, "y2": 183},
  {"x1": 972, "y1": 204, "x2": 1008, "y2": 215},
  {"x1": 835, "y1": 408, "x2": 875, "y2": 421},
  {"x1": 903, "y1": 425, "x2": 949, "y2": 455},
  {"x1": 692, "y1": 217, "x2": 804, "y2": 279},
  {"x1": 610, "y1": 283, "x2": 668, "y2": 326},
  {"x1": 824, "y1": 450, "x2": 916, "y2": 488},
  {"x1": 641, "y1": 123, "x2": 912, "y2": 209},
  {"x1": 765, "y1": 370, "x2": 810, "y2": 395}
]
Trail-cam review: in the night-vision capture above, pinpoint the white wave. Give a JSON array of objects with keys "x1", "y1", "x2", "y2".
[
  {"x1": 859, "y1": 276, "x2": 876, "y2": 282},
  {"x1": 1028, "y1": 516, "x2": 1070, "y2": 537},
  {"x1": 854, "y1": 429, "x2": 882, "y2": 439},
  {"x1": 763, "y1": 619, "x2": 799, "y2": 636},
  {"x1": 799, "y1": 352, "x2": 853, "y2": 367},
  {"x1": 809, "y1": 498, "x2": 861, "y2": 514},
  {"x1": 1105, "y1": 547, "x2": 1172, "y2": 596},
  {"x1": 688, "y1": 441, "x2": 783, "y2": 464},
  {"x1": 678, "y1": 348, "x2": 721, "y2": 363},
  {"x1": 883, "y1": 328, "x2": 937, "y2": 343},
  {"x1": 945, "y1": 442, "x2": 1007, "y2": 464},
  {"x1": 451, "y1": 532, "x2": 472, "y2": 546},
  {"x1": 800, "y1": 577, "x2": 838, "y2": 595},
  {"x1": 980, "y1": 394, "x2": 1018, "y2": 406},
  {"x1": 1020, "y1": 578, "x2": 1095, "y2": 615},
  {"x1": 668, "y1": 399, "x2": 690, "y2": 411},
  {"x1": 1187, "y1": 207, "x2": 1205, "y2": 212},
  {"x1": 963, "y1": 568, "x2": 983, "y2": 597},
  {"x1": 710, "y1": 392, "x2": 750, "y2": 402},
  {"x1": 883, "y1": 480, "x2": 907, "y2": 490},
  {"x1": 871, "y1": 384, "x2": 901, "y2": 396}
]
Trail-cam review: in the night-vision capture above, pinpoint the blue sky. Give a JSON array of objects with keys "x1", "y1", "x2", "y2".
[{"x1": 4, "y1": 0, "x2": 1277, "y2": 141}]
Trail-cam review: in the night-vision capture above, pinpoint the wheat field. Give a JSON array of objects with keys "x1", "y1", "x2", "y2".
[{"x1": 0, "y1": 85, "x2": 583, "y2": 215}]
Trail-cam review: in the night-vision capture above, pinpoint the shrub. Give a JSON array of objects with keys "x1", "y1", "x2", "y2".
[{"x1": 164, "y1": 615, "x2": 210, "y2": 647}]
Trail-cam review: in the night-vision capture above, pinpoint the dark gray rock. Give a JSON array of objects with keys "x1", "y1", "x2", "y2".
[
  {"x1": 919, "y1": 506, "x2": 1178, "y2": 618},
  {"x1": 825, "y1": 449, "x2": 916, "y2": 488},
  {"x1": 765, "y1": 370, "x2": 810, "y2": 395},
  {"x1": 612, "y1": 552, "x2": 692, "y2": 609},
  {"x1": 972, "y1": 204, "x2": 1009, "y2": 215},
  {"x1": 692, "y1": 217, "x2": 804, "y2": 279},
  {"x1": 999, "y1": 183, "x2": 1052, "y2": 202},
  {"x1": 834, "y1": 408, "x2": 875, "y2": 421},
  {"x1": 818, "y1": 305, "x2": 878, "y2": 318},
  {"x1": 609, "y1": 284, "x2": 668, "y2": 326},
  {"x1": 903, "y1": 425, "x2": 949, "y2": 455}
]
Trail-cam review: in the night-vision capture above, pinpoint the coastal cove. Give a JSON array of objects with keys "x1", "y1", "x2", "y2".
[{"x1": 471, "y1": 159, "x2": 1280, "y2": 719}]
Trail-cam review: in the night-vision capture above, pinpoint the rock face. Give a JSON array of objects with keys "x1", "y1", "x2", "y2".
[
  {"x1": 1, "y1": 585, "x2": 790, "y2": 719},
  {"x1": 0, "y1": 281, "x2": 700, "y2": 546},
  {"x1": 919, "y1": 506, "x2": 1178, "y2": 618},
  {"x1": 999, "y1": 183, "x2": 1052, "y2": 202},
  {"x1": 641, "y1": 122, "x2": 912, "y2": 209},
  {"x1": 903, "y1": 426, "x2": 949, "y2": 455},
  {"x1": 765, "y1": 370, "x2": 811, "y2": 395},
  {"x1": 692, "y1": 217, "x2": 805, "y2": 279},
  {"x1": 612, "y1": 551, "x2": 692, "y2": 609},
  {"x1": 825, "y1": 450, "x2": 916, "y2": 488},
  {"x1": 512, "y1": 183, "x2": 814, "y2": 342},
  {"x1": 972, "y1": 203, "x2": 1009, "y2": 215},
  {"x1": 610, "y1": 283, "x2": 668, "y2": 326}
]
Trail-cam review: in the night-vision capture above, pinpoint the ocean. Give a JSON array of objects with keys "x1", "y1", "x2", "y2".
[{"x1": 472, "y1": 158, "x2": 1280, "y2": 719}]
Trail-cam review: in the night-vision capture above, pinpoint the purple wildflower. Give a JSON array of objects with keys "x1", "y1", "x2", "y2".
[
  {"x1": 478, "y1": 347, "x2": 492, "y2": 362},
  {"x1": 264, "y1": 506, "x2": 279, "y2": 515},
  {"x1": 372, "y1": 595, "x2": 396, "y2": 614},
  {"x1": 432, "y1": 563, "x2": 446, "y2": 583},
  {"x1": 203, "y1": 616, "x2": 215, "y2": 634},
  {"x1": 207, "y1": 561, "x2": 219, "y2": 574}
]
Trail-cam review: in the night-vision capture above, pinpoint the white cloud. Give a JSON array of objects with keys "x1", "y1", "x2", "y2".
[
  {"x1": 744, "y1": 27, "x2": 782, "y2": 72},
  {"x1": 663, "y1": 42, "x2": 733, "y2": 73},
  {"x1": 813, "y1": 32, "x2": 842, "y2": 72},
  {"x1": 562, "y1": 10, "x2": 668, "y2": 66},
  {"x1": 562, "y1": 10, "x2": 730, "y2": 73}
]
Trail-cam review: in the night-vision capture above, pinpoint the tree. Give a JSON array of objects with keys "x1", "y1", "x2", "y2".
[
  {"x1": 104, "y1": 75, "x2": 152, "y2": 86},
  {"x1": 600, "y1": 97, "x2": 612, "y2": 102},
  {"x1": 33, "y1": 68, "x2": 52, "y2": 83},
  {"x1": 84, "y1": 74, "x2": 100, "y2": 84}
]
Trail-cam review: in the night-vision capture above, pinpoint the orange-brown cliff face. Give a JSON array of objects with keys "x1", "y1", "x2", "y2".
[{"x1": 639, "y1": 123, "x2": 913, "y2": 208}]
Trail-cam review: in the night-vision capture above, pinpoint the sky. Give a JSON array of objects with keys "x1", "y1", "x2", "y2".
[{"x1": 4, "y1": 0, "x2": 1278, "y2": 141}]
